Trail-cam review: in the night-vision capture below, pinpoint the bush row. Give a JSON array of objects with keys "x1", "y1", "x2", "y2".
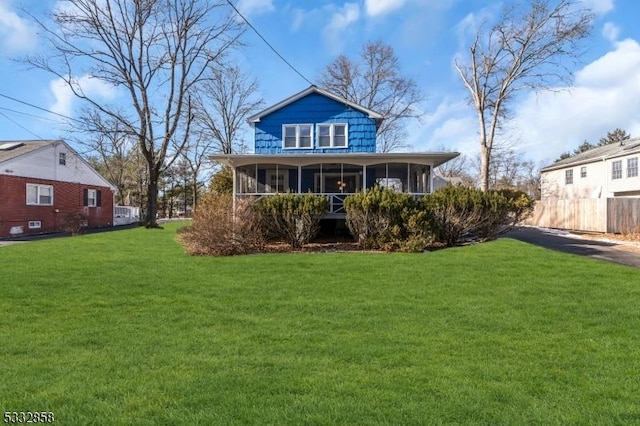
[{"x1": 178, "y1": 185, "x2": 534, "y2": 255}]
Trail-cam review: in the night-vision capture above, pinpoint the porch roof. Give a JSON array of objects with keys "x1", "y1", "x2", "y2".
[{"x1": 210, "y1": 152, "x2": 460, "y2": 168}]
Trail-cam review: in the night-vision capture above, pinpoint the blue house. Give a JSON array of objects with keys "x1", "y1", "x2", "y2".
[{"x1": 211, "y1": 86, "x2": 459, "y2": 217}]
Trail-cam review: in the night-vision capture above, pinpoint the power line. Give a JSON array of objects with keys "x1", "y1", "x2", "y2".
[
  {"x1": 0, "y1": 111, "x2": 45, "y2": 139},
  {"x1": 224, "y1": 0, "x2": 314, "y2": 86},
  {"x1": 0, "y1": 92, "x2": 84, "y2": 124},
  {"x1": 0, "y1": 106, "x2": 60, "y2": 123}
]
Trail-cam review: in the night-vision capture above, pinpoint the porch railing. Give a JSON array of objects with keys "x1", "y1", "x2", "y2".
[{"x1": 236, "y1": 192, "x2": 427, "y2": 216}]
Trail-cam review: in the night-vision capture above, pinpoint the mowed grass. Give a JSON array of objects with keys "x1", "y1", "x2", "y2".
[{"x1": 1, "y1": 223, "x2": 640, "y2": 425}]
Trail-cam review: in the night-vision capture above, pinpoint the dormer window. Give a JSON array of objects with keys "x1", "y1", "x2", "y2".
[
  {"x1": 283, "y1": 124, "x2": 313, "y2": 149},
  {"x1": 318, "y1": 123, "x2": 348, "y2": 148}
]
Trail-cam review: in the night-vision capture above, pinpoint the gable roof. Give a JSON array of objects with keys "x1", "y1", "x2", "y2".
[
  {"x1": 541, "y1": 137, "x2": 640, "y2": 172},
  {"x1": 247, "y1": 85, "x2": 384, "y2": 125},
  {"x1": 0, "y1": 139, "x2": 116, "y2": 190},
  {"x1": 0, "y1": 140, "x2": 53, "y2": 163}
]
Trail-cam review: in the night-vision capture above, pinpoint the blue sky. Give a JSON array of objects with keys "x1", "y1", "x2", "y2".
[{"x1": 1, "y1": 0, "x2": 639, "y2": 167}]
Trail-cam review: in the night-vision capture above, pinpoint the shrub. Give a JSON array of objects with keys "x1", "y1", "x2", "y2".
[
  {"x1": 421, "y1": 185, "x2": 534, "y2": 246},
  {"x1": 178, "y1": 193, "x2": 263, "y2": 256},
  {"x1": 344, "y1": 186, "x2": 418, "y2": 250},
  {"x1": 255, "y1": 193, "x2": 329, "y2": 249},
  {"x1": 61, "y1": 212, "x2": 88, "y2": 235}
]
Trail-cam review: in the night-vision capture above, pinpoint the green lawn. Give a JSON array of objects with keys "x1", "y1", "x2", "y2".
[{"x1": 1, "y1": 223, "x2": 640, "y2": 425}]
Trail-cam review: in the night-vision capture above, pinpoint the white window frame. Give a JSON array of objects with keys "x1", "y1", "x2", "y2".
[
  {"x1": 565, "y1": 169, "x2": 573, "y2": 185},
  {"x1": 627, "y1": 157, "x2": 638, "y2": 178},
  {"x1": 282, "y1": 124, "x2": 313, "y2": 149},
  {"x1": 28, "y1": 221, "x2": 42, "y2": 229},
  {"x1": 59, "y1": 152, "x2": 66, "y2": 166},
  {"x1": 26, "y1": 184, "x2": 54, "y2": 206},
  {"x1": 87, "y1": 189, "x2": 97, "y2": 207},
  {"x1": 612, "y1": 160, "x2": 622, "y2": 180},
  {"x1": 265, "y1": 169, "x2": 289, "y2": 193},
  {"x1": 317, "y1": 123, "x2": 348, "y2": 149},
  {"x1": 580, "y1": 166, "x2": 587, "y2": 178}
]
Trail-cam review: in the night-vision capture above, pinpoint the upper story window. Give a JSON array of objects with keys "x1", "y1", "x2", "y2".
[
  {"x1": 612, "y1": 160, "x2": 622, "y2": 180},
  {"x1": 26, "y1": 184, "x2": 53, "y2": 206},
  {"x1": 317, "y1": 123, "x2": 348, "y2": 148},
  {"x1": 627, "y1": 157, "x2": 638, "y2": 178},
  {"x1": 565, "y1": 169, "x2": 573, "y2": 185},
  {"x1": 59, "y1": 152, "x2": 66, "y2": 165},
  {"x1": 283, "y1": 124, "x2": 313, "y2": 149},
  {"x1": 580, "y1": 166, "x2": 587, "y2": 178}
]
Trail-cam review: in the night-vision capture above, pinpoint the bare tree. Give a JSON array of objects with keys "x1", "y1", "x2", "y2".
[
  {"x1": 320, "y1": 41, "x2": 424, "y2": 152},
  {"x1": 181, "y1": 63, "x2": 262, "y2": 209},
  {"x1": 455, "y1": 0, "x2": 593, "y2": 191},
  {"x1": 435, "y1": 152, "x2": 477, "y2": 186},
  {"x1": 75, "y1": 110, "x2": 137, "y2": 205},
  {"x1": 24, "y1": 0, "x2": 242, "y2": 227},
  {"x1": 194, "y1": 64, "x2": 263, "y2": 154}
]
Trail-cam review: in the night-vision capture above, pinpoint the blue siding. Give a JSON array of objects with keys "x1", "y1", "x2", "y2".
[{"x1": 254, "y1": 93, "x2": 377, "y2": 154}]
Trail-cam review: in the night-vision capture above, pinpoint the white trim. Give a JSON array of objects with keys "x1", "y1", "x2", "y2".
[
  {"x1": 282, "y1": 124, "x2": 314, "y2": 149},
  {"x1": 317, "y1": 123, "x2": 348, "y2": 149},
  {"x1": 28, "y1": 220, "x2": 42, "y2": 229},
  {"x1": 248, "y1": 86, "x2": 384, "y2": 124},
  {"x1": 87, "y1": 188, "x2": 97, "y2": 207},
  {"x1": 265, "y1": 169, "x2": 289, "y2": 193},
  {"x1": 26, "y1": 183, "x2": 54, "y2": 206}
]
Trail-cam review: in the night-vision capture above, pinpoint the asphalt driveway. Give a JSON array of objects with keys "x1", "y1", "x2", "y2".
[{"x1": 506, "y1": 227, "x2": 640, "y2": 268}]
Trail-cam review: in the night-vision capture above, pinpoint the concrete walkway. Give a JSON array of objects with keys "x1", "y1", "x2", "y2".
[{"x1": 506, "y1": 227, "x2": 640, "y2": 268}]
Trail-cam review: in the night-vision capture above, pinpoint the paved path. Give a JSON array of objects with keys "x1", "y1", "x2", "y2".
[{"x1": 506, "y1": 227, "x2": 640, "y2": 268}]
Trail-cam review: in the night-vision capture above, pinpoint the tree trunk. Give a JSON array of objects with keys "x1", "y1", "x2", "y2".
[
  {"x1": 480, "y1": 144, "x2": 491, "y2": 192},
  {"x1": 145, "y1": 173, "x2": 160, "y2": 228}
]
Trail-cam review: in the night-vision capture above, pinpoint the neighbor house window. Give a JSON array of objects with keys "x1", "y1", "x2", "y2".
[
  {"x1": 565, "y1": 169, "x2": 573, "y2": 185},
  {"x1": 282, "y1": 124, "x2": 313, "y2": 149},
  {"x1": 59, "y1": 152, "x2": 66, "y2": 165},
  {"x1": 83, "y1": 189, "x2": 101, "y2": 207},
  {"x1": 580, "y1": 166, "x2": 587, "y2": 178},
  {"x1": 627, "y1": 157, "x2": 638, "y2": 177},
  {"x1": 612, "y1": 160, "x2": 622, "y2": 180},
  {"x1": 317, "y1": 123, "x2": 348, "y2": 148},
  {"x1": 26, "y1": 184, "x2": 53, "y2": 205}
]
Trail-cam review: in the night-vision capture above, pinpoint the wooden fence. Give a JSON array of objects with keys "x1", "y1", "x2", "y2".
[{"x1": 525, "y1": 198, "x2": 640, "y2": 233}]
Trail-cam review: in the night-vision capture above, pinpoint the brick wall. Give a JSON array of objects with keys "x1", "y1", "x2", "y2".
[{"x1": 0, "y1": 175, "x2": 114, "y2": 238}]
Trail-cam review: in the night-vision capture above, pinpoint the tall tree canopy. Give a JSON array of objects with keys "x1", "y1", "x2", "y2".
[
  {"x1": 25, "y1": 0, "x2": 243, "y2": 227},
  {"x1": 455, "y1": 0, "x2": 593, "y2": 191},
  {"x1": 319, "y1": 41, "x2": 424, "y2": 153}
]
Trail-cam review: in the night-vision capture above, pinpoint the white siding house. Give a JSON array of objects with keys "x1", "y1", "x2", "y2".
[{"x1": 541, "y1": 138, "x2": 640, "y2": 199}]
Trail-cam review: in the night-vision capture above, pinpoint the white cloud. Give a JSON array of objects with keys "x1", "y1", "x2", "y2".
[
  {"x1": 419, "y1": 37, "x2": 640, "y2": 168},
  {"x1": 323, "y1": 3, "x2": 360, "y2": 51},
  {"x1": 0, "y1": 0, "x2": 38, "y2": 53},
  {"x1": 365, "y1": 0, "x2": 406, "y2": 17},
  {"x1": 49, "y1": 75, "x2": 117, "y2": 117},
  {"x1": 602, "y1": 22, "x2": 620, "y2": 42},
  {"x1": 236, "y1": 0, "x2": 274, "y2": 17},
  {"x1": 579, "y1": 0, "x2": 614, "y2": 15},
  {"x1": 511, "y1": 38, "x2": 640, "y2": 164}
]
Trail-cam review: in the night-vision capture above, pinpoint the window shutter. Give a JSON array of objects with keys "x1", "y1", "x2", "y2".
[
  {"x1": 96, "y1": 190, "x2": 102, "y2": 207},
  {"x1": 83, "y1": 189, "x2": 88, "y2": 206}
]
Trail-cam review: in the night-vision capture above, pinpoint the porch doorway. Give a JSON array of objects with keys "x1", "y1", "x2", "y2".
[{"x1": 316, "y1": 172, "x2": 361, "y2": 193}]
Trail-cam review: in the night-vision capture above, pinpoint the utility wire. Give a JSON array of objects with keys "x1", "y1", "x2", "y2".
[
  {"x1": 0, "y1": 106, "x2": 60, "y2": 123},
  {"x1": 0, "y1": 111, "x2": 45, "y2": 139},
  {"x1": 225, "y1": 0, "x2": 315, "y2": 86},
  {"x1": 0, "y1": 92, "x2": 84, "y2": 125}
]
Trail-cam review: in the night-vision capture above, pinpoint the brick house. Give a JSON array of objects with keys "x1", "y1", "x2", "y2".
[{"x1": 0, "y1": 140, "x2": 115, "y2": 238}]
